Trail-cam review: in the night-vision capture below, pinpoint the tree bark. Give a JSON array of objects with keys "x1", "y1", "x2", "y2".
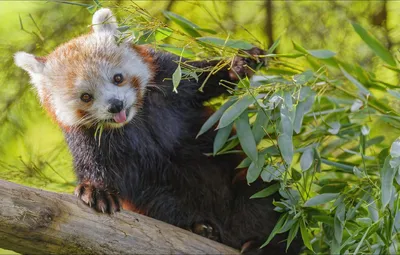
[
  {"x1": 265, "y1": 0, "x2": 274, "y2": 49},
  {"x1": 0, "y1": 180, "x2": 239, "y2": 255}
]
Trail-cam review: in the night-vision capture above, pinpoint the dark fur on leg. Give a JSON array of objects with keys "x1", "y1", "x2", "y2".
[{"x1": 65, "y1": 48, "x2": 301, "y2": 253}]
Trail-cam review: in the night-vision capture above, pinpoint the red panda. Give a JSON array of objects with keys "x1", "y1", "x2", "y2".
[{"x1": 14, "y1": 8, "x2": 301, "y2": 254}]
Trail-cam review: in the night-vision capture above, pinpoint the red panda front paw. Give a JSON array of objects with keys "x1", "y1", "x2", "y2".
[
  {"x1": 74, "y1": 183, "x2": 120, "y2": 214},
  {"x1": 229, "y1": 47, "x2": 266, "y2": 81},
  {"x1": 191, "y1": 222, "x2": 221, "y2": 242}
]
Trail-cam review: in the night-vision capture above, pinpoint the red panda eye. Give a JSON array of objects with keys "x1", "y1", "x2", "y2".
[
  {"x1": 80, "y1": 93, "x2": 93, "y2": 103},
  {"x1": 113, "y1": 74, "x2": 124, "y2": 84}
]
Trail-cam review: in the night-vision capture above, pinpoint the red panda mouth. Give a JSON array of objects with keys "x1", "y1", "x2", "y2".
[
  {"x1": 113, "y1": 110, "x2": 127, "y2": 123},
  {"x1": 104, "y1": 108, "x2": 130, "y2": 123}
]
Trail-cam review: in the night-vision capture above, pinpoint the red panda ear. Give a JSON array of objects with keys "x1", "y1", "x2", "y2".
[
  {"x1": 92, "y1": 8, "x2": 118, "y2": 34},
  {"x1": 14, "y1": 52, "x2": 46, "y2": 74}
]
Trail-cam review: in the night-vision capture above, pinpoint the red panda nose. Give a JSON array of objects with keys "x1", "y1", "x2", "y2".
[{"x1": 108, "y1": 99, "x2": 124, "y2": 113}]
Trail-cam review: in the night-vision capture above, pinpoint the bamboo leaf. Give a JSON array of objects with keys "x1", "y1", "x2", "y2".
[
  {"x1": 246, "y1": 156, "x2": 264, "y2": 184},
  {"x1": 352, "y1": 22, "x2": 396, "y2": 66},
  {"x1": 172, "y1": 64, "x2": 182, "y2": 93},
  {"x1": 308, "y1": 49, "x2": 336, "y2": 59},
  {"x1": 235, "y1": 111, "x2": 258, "y2": 163},
  {"x1": 340, "y1": 66, "x2": 370, "y2": 97},
  {"x1": 197, "y1": 98, "x2": 236, "y2": 138},
  {"x1": 252, "y1": 109, "x2": 270, "y2": 145},
  {"x1": 294, "y1": 90, "x2": 315, "y2": 134},
  {"x1": 159, "y1": 44, "x2": 196, "y2": 59},
  {"x1": 213, "y1": 123, "x2": 233, "y2": 155},
  {"x1": 197, "y1": 37, "x2": 254, "y2": 50},
  {"x1": 300, "y1": 148, "x2": 314, "y2": 171},
  {"x1": 163, "y1": 11, "x2": 202, "y2": 37},
  {"x1": 380, "y1": 156, "x2": 397, "y2": 208},
  {"x1": 286, "y1": 221, "x2": 300, "y2": 252},
  {"x1": 278, "y1": 134, "x2": 293, "y2": 165},
  {"x1": 261, "y1": 214, "x2": 288, "y2": 248},
  {"x1": 250, "y1": 183, "x2": 279, "y2": 199},
  {"x1": 304, "y1": 193, "x2": 339, "y2": 207},
  {"x1": 300, "y1": 220, "x2": 313, "y2": 251},
  {"x1": 218, "y1": 94, "x2": 255, "y2": 129},
  {"x1": 267, "y1": 35, "x2": 281, "y2": 54}
]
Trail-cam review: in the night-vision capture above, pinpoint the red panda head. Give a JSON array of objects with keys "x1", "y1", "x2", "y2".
[{"x1": 14, "y1": 8, "x2": 153, "y2": 129}]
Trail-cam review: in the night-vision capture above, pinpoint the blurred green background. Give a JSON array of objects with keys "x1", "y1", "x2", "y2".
[{"x1": 0, "y1": 1, "x2": 399, "y2": 253}]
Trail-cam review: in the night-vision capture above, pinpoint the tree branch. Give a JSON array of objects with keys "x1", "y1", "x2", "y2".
[{"x1": 0, "y1": 179, "x2": 239, "y2": 255}]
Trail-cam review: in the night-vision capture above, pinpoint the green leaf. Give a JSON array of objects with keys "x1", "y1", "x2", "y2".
[
  {"x1": 87, "y1": 5, "x2": 97, "y2": 14},
  {"x1": 235, "y1": 111, "x2": 258, "y2": 163},
  {"x1": 217, "y1": 138, "x2": 240, "y2": 155},
  {"x1": 328, "y1": 122, "x2": 341, "y2": 135},
  {"x1": 286, "y1": 221, "x2": 300, "y2": 252},
  {"x1": 238, "y1": 149, "x2": 270, "y2": 169},
  {"x1": 137, "y1": 28, "x2": 173, "y2": 44},
  {"x1": 196, "y1": 27, "x2": 217, "y2": 34},
  {"x1": 314, "y1": 215, "x2": 334, "y2": 226},
  {"x1": 319, "y1": 183, "x2": 347, "y2": 194},
  {"x1": 218, "y1": 94, "x2": 255, "y2": 129},
  {"x1": 340, "y1": 66, "x2": 370, "y2": 97},
  {"x1": 280, "y1": 111, "x2": 293, "y2": 137},
  {"x1": 252, "y1": 109, "x2": 270, "y2": 145},
  {"x1": 293, "y1": 92, "x2": 315, "y2": 134},
  {"x1": 237, "y1": 157, "x2": 251, "y2": 169},
  {"x1": 353, "y1": 166, "x2": 364, "y2": 178},
  {"x1": 58, "y1": 1, "x2": 92, "y2": 7},
  {"x1": 321, "y1": 158, "x2": 354, "y2": 173},
  {"x1": 334, "y1": 202, "x2": 345, "y2": 245},
  {"x1": 117, "y1": 25, "x2": 131, "y2": 33},
  {"x1": 267, "y1": 35, "x2": 281, "y2": 54},
  {"x1": 261, "y1": 165, "x2": 281, "y2": 182},
  {"x1": 300, "y1": 220, "x2": 313, "y2": 251},
  {"x1": 163, "y1": 11, "x2": 202, "y2": 37},
  {"x1": 300, "y1": 148, "x2": 314, "y2": 171},
  {"x1": 196, "y1": 98, "x2": 236, "y2": 138},
  {"x1": 266, "y1": 53, "x2": 305, "y2": 58},
  {"x1": 278, "y1": 134, "x2": 293, "y2": 165},
  {"x1": 291, "y1": 169, "x2": 302, "y2": 181},
  {"x1": 352, "y1": 22, "x2": 396, "y2": 66},
  {"x1": 246, "y1": 158, "x2": 264, "y2": 184},
  {"x1": 390, "y1": 139, "x2": 400, "y2": 157},
  {"x1": 304, "y1": 193, "x2": 339, "y2": 207},
  {"x1": 367, "y1": 197, "x2": 379, "y2": 222},
  {"x1": 154, "y1": 27, "x2": 173, "y2": 41},
  {"x1": 293, "y1": 70, "x2": 314, "y2": 85},
  {"x1": 292, "y1": 41, "x2": 308, "y2": 54},
  {"x1": 197, "y1": 37, "x2": 254, "y2": 50},
  {"x1": 278, "y1": 217, "x2": 297, "y2": 234},
  {"x1": 307, "y1": 49, "x2": 336, "y2": 59},
  {"x1": 172, "y1": 64, "x2": 182, "y2": 93},
  {"x1": 250, "y1": 183, "x2": 279, "y2": 199},
  {"x1": 213, "y1": 123, "x2": 233, "y2": 155},
  {"x1": 380, "y1": 156, "x2": 397, "y2": 208},
  {"x1": 261, "y1": 214, "x2": 288, "y2": 248},
  {"x1": 159, "y1": 44, "x2": 196, "y2": 59}
]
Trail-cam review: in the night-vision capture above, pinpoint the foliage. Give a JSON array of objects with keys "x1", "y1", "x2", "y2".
[
  {"x1": 125, "y1": 4, "x2": 400, "y2": 254},
  {"x1": 1, "y1": 1, "x2": 400, "y2": 254}
]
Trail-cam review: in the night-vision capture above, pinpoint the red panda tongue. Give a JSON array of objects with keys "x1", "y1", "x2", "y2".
[{"x1": 113, "y1": 110, "x2": 127, "y2": 123}]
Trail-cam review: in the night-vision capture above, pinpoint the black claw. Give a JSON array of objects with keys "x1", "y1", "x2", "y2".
[{"x1": 74, "y1": 183, "x2": 121, "y2": 214}]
